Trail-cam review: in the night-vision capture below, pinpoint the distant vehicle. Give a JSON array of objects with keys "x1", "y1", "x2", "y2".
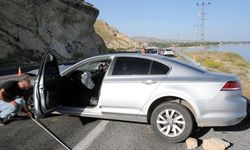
[
  {"x1": 161, "y1": 48, "x2": 174, "y2": 56},
  {"x1": 145, "y1": 47, "x2": 160, "y2": 55},
  {"x1": 33, "y1": 50, "x2": 247, "y2": 143}
]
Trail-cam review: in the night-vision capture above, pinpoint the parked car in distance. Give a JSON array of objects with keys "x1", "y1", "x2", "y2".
[
  {"x1": 34, "y1": 50, "x2": 247, "y2": 143},
  {"x1": 161, "y1": 48, "x2": 175, "y2": 56},
  {"x1": 145, "y1": 46, "x2": 160, "y2": 55}
]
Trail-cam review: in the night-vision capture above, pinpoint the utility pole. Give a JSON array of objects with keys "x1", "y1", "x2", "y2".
[
  {"x1": 175, "y1": 33, "x2": 180, "y2": 52},
  {"x1": 196, "y1": 2, "x2": 210, "y2": 49},
  {"x1": 194, "y1": 24, "x2": 200, "y2": 42},
  {"x1": 175, "y1": 33, "x2": 180, "y2": 45}
]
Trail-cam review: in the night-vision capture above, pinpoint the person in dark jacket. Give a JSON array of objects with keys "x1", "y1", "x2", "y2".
[{"x1": 0, "y1": 77, "x2": 32, "y2": 126}]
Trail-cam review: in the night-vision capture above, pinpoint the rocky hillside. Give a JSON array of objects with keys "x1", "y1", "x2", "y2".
[
  {"x1": 0, "y1": 0, "x2": 107, "y2": 67},
  {"x1": 94, "y1": 20, "x2": 142, "y2": 50},
  {"x1": 186, "y1": 51, "x2": 250, "y2": 99}
]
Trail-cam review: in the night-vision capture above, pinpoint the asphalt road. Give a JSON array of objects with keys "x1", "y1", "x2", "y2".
[
  {"x1": 87, "y1": 117, "x2": 250, "y2": 150},
  {"x1": 0, "y1": 113, "x2": 249, "y2": 150},
  {"x1": 0, "y1": 114, "x2": 101, "y2": 150}
]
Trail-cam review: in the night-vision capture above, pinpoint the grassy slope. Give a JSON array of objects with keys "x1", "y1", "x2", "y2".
[
  {"x1": 185, "y1": 50, "x2": 250, "y2": 99},
  {"x1": 94, "y1": 20, "x2": 114, "y2": 41}
]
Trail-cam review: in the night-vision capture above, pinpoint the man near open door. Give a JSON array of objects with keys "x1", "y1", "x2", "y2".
[{"x1": 0, "y1": 77, "x2": 33, "y2": 126}]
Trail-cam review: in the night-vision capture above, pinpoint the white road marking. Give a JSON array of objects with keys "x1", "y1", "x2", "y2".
[{"x1": 73, "y1": 120, "x2": 109, "y2": 150}]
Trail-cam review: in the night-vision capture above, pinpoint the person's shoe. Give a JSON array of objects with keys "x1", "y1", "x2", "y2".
[
  {"x1": 0, "y1": 119, "x2": 5, "y2": 126},
  {"x1": 2, "y1": 114, "x2": 12, "y2": 123}
]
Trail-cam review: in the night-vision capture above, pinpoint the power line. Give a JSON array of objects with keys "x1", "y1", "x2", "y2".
[{"x1": 196, "y1": 2, "x2": 210, "y2": 49}]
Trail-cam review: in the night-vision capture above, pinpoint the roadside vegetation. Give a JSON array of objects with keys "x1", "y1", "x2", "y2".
[
  {"x1": 150, "y1": 41, "x2": 250, "y2": 49},
  {"x1": 151, "y1": 41, "x2": 220, "y2": 48},
  {"x1": 185, "y1": 50, "x2": 250, "y2": 99}
]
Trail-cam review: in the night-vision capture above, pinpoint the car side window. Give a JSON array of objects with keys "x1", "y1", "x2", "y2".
[
  {"x1": 150, "y1": 61, "x2": 170, "y2": 75},
  {"x1": 44, "y1": 54, "x2": 60, "y2": 79},
  {"x1": 76, "y1": 61, "x2": 102, "y2": 73},
  {"x1": 112, "y1": 57, "x2": 151, "y2": 75},
  {"x1": 74, "y1": 60, "x2": 110, "y2": 74}
]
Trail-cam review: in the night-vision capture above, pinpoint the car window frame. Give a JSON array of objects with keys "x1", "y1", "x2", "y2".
[
  {"x1": 149, "y1": 60, "x2": 170, "y2": 75},
  {"x1": 107, "y1": 56, "x2": 171, "y2": 77},
  {"x1": 61, "y1": 56, "x2": 113, "y2": 77},
  {"x1": 108, "y1": 56, "x2": 151, "y2": 76}
]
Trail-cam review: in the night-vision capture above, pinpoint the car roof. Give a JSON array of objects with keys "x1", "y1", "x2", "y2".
[
  {"x1": 91, "y1": 53, "x2": 202, "y2": 69},
  {"x1": 93, "y1": 53, "x2": 164, "y2": 60},
  {"x1": 106, "y1": 53, "x2": 206, "y2": 73},
  {"x1": 62, "y1": 52, "x2": 207, "y2": 75}
]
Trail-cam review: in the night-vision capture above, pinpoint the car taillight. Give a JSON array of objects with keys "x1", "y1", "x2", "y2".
[{"x1": 221, "y1": 81, "x2": 241, "y2": 91}]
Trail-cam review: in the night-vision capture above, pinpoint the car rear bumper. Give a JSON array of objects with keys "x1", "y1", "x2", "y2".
[
  {"x1": 197, "y1": 113, "x2": 246, "y2": 127},
  {"x1": 196, "y1": 96, "x2": 247, "y2": 127}
]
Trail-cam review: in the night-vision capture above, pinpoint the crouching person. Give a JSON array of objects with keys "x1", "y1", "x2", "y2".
[{"x1": 0, "y1": 77, "x2": 33, "y2": 126}]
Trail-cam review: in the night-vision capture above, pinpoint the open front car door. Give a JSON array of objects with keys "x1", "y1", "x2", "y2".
[{"x1": 34, "y1": 50, "x2": 63, "y2": 118}]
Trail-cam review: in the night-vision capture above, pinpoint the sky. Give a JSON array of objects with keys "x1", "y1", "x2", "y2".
[{"x1": 86, "y1": 0, "x2": 250, "y2": 41}]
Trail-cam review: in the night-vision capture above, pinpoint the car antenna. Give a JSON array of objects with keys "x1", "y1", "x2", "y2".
[{"x1": 31, "y1": 117, "x2": 72, "y2": 150}]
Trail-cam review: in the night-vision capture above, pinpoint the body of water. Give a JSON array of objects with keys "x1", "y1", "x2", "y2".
[{"x1": 182, "y1": 43, "x2": 250, "y2": 62}]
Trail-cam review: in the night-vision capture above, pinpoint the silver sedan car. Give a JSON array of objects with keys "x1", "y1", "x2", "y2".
[{"x1": 34, "y1": 50, "x2": 247, "y2": 142}]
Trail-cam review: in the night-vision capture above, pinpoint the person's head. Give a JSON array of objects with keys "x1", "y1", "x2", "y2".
[{"x1": 18, "y1": 77, "x2": 32, "y2": 90}]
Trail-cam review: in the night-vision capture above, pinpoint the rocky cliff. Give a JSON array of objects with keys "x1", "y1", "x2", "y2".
[
  {"x1": 0, "y1": 0, "x2": 107, "y2": 67},
  {"x1": 94, "y1": 20, "x2": 142, "y2": 50}
]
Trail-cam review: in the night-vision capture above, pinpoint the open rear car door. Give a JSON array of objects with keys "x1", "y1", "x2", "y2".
[{"x1": 34, "y1": 50, "x2": 63, "y2": 118}]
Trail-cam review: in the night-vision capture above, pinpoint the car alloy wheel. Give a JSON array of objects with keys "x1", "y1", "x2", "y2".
[
  {"x1": 156, "y1": 109, "x2": 185, "y2": 137},
  {"x1": 151, "y1": 102, "x2": 193, "y2": 143}
]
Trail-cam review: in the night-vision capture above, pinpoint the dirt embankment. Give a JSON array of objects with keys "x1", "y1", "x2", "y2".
[
  {"x1": 186, "y1": 50, "x2": 250, "y2": 99},
  {"x1": 94, "y1": 20, "x2": 142, "y2": 50}
]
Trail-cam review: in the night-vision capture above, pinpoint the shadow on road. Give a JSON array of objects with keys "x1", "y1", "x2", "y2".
[
  {"x1": 213, "y1": 114, "x2": 250, "y2": 132},
  {"x1": 78, "y1": 117, "x2": 98, "y2": 126},
  {"x1": 5, "y1": 115, "x2": 30, "y2": 125},
  {"x1": 192, "y1": 127, "x2": 211, "y2": 139}
]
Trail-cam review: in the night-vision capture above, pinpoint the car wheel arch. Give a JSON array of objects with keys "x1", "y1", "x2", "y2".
[{"x1": 147, "y1": 96, "x2": 197, "y2": 124}]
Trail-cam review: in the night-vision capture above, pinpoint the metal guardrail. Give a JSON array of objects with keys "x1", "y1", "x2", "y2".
[
  {"x1": 0, "y1": 75, "x2": 24, "y2": 84},
  {"x1": 0, "y1": 66, "x2": 39, "y2": 76},
  {"x1": 0, "y1": 62, "x2": 77, "y2": 76}
]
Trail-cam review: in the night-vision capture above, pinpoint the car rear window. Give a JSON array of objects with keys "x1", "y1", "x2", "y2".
[{"x1": 150, "y1": 61, "x2": 170, "y2": 75}]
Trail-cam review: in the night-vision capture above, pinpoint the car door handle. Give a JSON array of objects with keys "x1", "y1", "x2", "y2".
[{"x1": 142, "y1": 80, "x2": 157, "y2": 85}]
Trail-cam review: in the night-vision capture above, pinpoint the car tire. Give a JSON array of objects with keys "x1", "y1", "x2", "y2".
[{"x1": 151, "y1": 102, "x2": 193, "y2": 143}]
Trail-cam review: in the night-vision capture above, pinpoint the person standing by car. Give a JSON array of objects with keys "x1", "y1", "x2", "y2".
[
  {"x1": 0, "y1": 77, "x2": 33, "y2": 126},
  {"x1": 141, "y1": 47, "x2": 145, "y2": 54}
]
